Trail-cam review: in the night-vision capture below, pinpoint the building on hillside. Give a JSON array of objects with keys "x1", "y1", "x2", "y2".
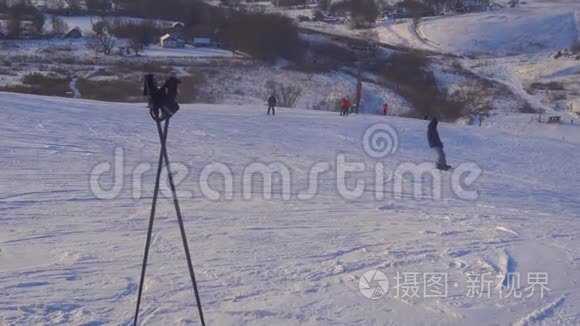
[
  {"x1": 160, "y1": 34, "x2": 185, "y2": 48},
  {"x1": 192, "y1": 37, "x2": 212, "y2": 47},
  {"x1": 64, "y1": 26, "x2": 83, "y2": 38},
  {"x1": 170, "y1": 22, "x2": 185, "y2": 34}
]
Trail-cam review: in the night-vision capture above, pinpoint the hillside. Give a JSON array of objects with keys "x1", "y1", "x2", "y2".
[
  {"x1": 417, "y1": 5, "x2": 578, "y2": 55},
  {"x1": 0, "y1": 92, "x2": 579, "y2": 324},
  {"x1": 294, "y1": 0, "x2": 580, "y2": 116}
]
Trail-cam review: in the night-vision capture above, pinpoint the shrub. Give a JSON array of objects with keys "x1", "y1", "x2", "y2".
[
  {"x1": 300, "y1": 43, "x2": 357, "y2": 71},
  {"x1": 331, "y1": 0, "x2": 379, "y2": 28},
  {"x1": 178, "y1": 73, "x2": 208, "y2": 103},
  {"x1": 77, "y1": 78, "x2": 142, "y2": 102},
  {"x1": 380, "y1": 52, "x2": 465, "y2": 120},
  {"x1": 112, "y1": 61, "x2": 172, "y2": 75},
  {"x1": 109, "y1": 19, "x2": 162, "y2": 53},
  {"x1": 312, "y1": 98, "x2": 340, "y2": 111},
  {"x1": 265, "y1": 80, "x2": 302, "y2": 108},
  {"x1": 0, "y1": 73, "x2": 71, "y2": 96},
  {"x1": 518, "y1": 102, "x2": 537, "y2": 113},
  {"x1": 528, "y1": 81, "x2": 565, "y2": 92},
  {"x1": 218, "y1": 12, "x2": 304, "y2": 61},
  {"x1": 50, "y1": 16, "x2": 69, "y2": 36}
]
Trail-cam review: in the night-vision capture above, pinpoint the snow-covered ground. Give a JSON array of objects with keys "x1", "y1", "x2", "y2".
[
  {"x1": 0, "y1": 39, "x2": 235, "y2": 59},
  {"x1": 416, "y1": 4, "x2": 579, "y2": 55},
  {"x1": 55, "y1": 16, "x2": 175, "y2": 35},
  {"x1": 142, "y1": 45, "x2": 236, "y2": 58},
  {"x1": 374, "y1": 1, "x2": 580, "y2": 117},
  {"x1": 298, "y1": 0, "x2": 580, "y2": 56},
  {"x1": 1, "y1": 92, "x2": 579, "y2": 324}
]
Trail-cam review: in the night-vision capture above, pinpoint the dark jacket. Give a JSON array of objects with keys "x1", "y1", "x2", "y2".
[
  {"x1": 268, "y1": 95, "x2": 277, "y2": 106},
  {"x1": 427, "y1": 118, "x2": 443, "y2": 148},
  {"x1": 162, "y1": 77, "x2": 181, "y2": 102}
]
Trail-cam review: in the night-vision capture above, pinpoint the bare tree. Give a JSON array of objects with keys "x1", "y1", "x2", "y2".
[
  {"x1": 51, "y1": 16, "x2": 69, "y2": 35},
  {"x1": 265, "y1": 80, "x2": 302, "y2": 108},
  {"x1": 332, "y1": 0, "x2": 379, "y2": 29},
  {"x1": 86, "y1": 0, "x2": 109, "y2": 11},
  {"x1": 0, "y1": 0, "x2": 8, "y2": 12},
  {"x1": 31, "y1": 11, "x2": 45, "y2": 36},
  {"x1": 64, "y1": 0, "x2": 83, "y2": 12},
  {"x1": 220, "y1": 0, "x2": 241, "y2": 8},
  {"x1": 87, "y1": 17, "x2": 117, "y2": 55},
  {"x1": 6, "y1": 4, "x2": 25, "y2": 39},
  {"x1": 127, "y1": 38, "x2": 144, "y2": 55},
  {"x1": 318, "y1": 0, "x2": 331, "y2": 12},
  {"x1": 108, "y1": 20, "x2": 159, "y2": 55},
  {"x1": 219, "y1": 12, "x2": 304, "y2": 61}
]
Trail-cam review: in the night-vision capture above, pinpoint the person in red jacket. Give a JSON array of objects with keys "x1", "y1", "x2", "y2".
[
  {"x1": 383, "y1": 102, "x2": 389, "y2": 116},
  {"x1": 340, "y1": 98, "x2": 350, "y2": 116}
]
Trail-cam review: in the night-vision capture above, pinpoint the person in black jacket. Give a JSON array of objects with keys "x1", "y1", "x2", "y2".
[
  {"x1": 427, "y1": 118, "x2": 451, "y2": 170},
  {"x1": 267, "y1": 94, "x2": 277, "y2": 115}
]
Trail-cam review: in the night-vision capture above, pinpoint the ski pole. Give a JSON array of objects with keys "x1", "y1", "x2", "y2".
[
  {"x1": 155, "y1": 119, "x2": 206, "y2": 326},
  {"x1": 136, "y1": 74, "x2": 205, "y2": 326},
  {"x1": 134, "y1": 118, "x2": 169, "y2": 326}
]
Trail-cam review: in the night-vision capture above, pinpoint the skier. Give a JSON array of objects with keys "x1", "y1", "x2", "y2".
[
  {"x1": 340, "y1": 98, "x2": 350, "y2": 116},
  {"x1": 427, "y1": 118, "x2": 451, "y2": 171},
  {"x1": 383, "y1": 102, "x2": 389, "y2": 116},
  {"x1": 267, "y1": 94, "x2": 277, "y2": 115}
]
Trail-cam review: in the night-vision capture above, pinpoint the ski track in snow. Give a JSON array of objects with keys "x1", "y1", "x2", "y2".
[
  {"x1": 0, "y1": 92, "x2": 579, "y2": 325},
  {"x1": 515, "y1": 296, "x2": 566, "y2": 326}
]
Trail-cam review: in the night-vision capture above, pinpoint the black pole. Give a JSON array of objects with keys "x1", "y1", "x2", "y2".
[
  {"x1": 134, "y1": 118, "x2": 169, "y2": 326},
  {"x1": 155, "y1": 120, "x2": 206, "y2": 326},
  {"x1": 136, "y1": 74, "x2": 204, "y2": 325}
]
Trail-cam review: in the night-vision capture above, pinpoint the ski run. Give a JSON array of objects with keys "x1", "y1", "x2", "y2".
[{"x1": 1, "y1": 92, "x2": 579, "y2": 325}]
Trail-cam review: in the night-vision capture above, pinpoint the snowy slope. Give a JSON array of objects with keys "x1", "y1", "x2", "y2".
[
  {"x1": 1, "y1": 92, "x2": 580, "y2": 325},
  {"x1": 418, "y1": 7, "x2": 579, "y2": 55},
  {"x1": 302, "y1": 2, "x2": 580, "y2": 55}
]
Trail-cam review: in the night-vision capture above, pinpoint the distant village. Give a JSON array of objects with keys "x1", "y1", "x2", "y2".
[{"x1": 0, "y1": 0, "x2": 224, "y2": 50}]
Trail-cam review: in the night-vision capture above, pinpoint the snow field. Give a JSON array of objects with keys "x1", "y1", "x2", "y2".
[{"x1": 0, "y1": 92, "x2": 579, "y2": 324}]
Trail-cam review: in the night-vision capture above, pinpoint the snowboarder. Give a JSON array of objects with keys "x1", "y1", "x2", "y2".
[
  {"x1": 267, "y1": 94, "x2": 277, "y2": 115},
  {"x1": 383, "y1": 102, "x2": 389, "y2": 116},
  {"x1": 427, "y1": 118, "x2": 451, "y2": 171},
  {"x1": 340, "y1": 98, "x2": 350, "y2": 116}
]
